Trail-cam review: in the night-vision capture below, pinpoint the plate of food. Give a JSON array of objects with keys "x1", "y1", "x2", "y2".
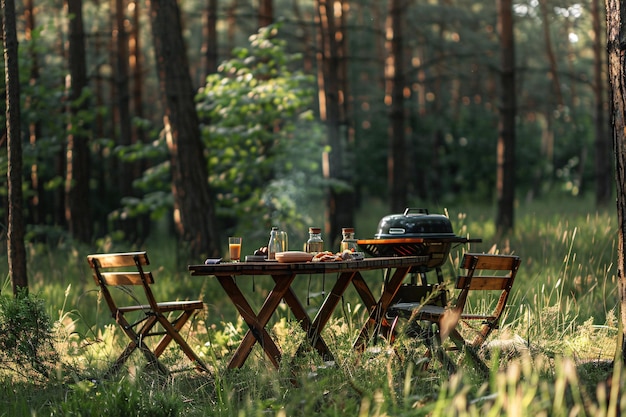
[
  {"x1": 275, "y1": 251, "x2": 314, "y2": 263},
  {"x1": 312, "y1": 250, "x2": 365, "y2": 262}
]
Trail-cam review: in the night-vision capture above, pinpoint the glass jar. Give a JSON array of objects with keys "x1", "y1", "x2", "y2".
[
  {"x1": 278, "y1": 230, "x2": 288, "y2": 252},
  {"x1": 267, "y1": 226, "x2": 282, "y2": 260},
  {"x1": 340, "y1": 227, "x2": 358, "y2": 252},
  {"x1": 305, "y1": 227, "x2": 324, "y2": 254}
]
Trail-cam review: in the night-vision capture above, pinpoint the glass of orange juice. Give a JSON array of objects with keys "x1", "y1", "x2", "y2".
[{"x1": 228, "y1": 237, "x2": 242, "y2": 262}]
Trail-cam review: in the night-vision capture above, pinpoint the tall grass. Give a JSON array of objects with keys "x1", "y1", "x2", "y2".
[{"x1": 0, "y1": 195, "x2": 623, "y2": 415}]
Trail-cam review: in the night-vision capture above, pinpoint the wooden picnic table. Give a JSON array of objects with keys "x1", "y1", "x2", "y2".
[{"x1": 188, "y1": 255, "x2": 430, "y2": 369}]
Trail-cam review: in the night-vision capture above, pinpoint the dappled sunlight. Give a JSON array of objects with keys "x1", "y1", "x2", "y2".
[{"x1": 0, "y1": 197, "x2": 624, "y2": 414}]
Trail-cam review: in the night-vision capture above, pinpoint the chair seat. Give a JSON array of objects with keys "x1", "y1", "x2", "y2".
[
  {"x1": 388, "y1": 302, "x2": 445, "y2": 318},
  {"x1": 118, "y1": 300, "x2": 204, "y2": 314},
  {"x1": 461, "y1": 313, "x2": 496, "y2": 321},
  {"x1": 389, "y1": 302, "x2": 498, "y2": 322}
]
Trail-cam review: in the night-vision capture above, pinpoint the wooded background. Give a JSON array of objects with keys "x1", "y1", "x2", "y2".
[{"x1": 0, "y1": 0, "x2": 611, "y2": 261}]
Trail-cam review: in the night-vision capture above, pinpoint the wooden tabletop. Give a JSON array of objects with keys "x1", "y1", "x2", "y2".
[{"x1": 188, "y1": 255, "x2": 430, "y2": 276}]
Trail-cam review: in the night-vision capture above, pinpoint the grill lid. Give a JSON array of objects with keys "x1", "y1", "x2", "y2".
[{"x1": 374, "y1": 208, "x2": 454, "y2": 239}]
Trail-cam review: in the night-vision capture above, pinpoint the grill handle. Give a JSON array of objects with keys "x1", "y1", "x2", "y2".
[{"x1": 403, "y1": 207, "x2": 429, "y2": 215}]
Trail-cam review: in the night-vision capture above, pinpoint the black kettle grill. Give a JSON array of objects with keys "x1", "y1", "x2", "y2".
[
  {"x1": 357, "y1": 208, "x2": 478, "y2": 269},
  {"x1": 357, "y1": 208, "x2": 481, "y2": 307}
]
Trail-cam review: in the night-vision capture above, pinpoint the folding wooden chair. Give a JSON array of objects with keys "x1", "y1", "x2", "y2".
[
  {"x1": 388, "y1": 253, "x2": 521, "y2": 374},
  {"x1": 87, "y1": 251, "x2": 209, "y2": 376}
]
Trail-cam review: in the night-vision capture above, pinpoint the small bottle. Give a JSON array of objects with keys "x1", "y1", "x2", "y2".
[
  {"x1": 305, "y1": 227, "x2": 324, "y2": 254},
  {"x1": 268, "y1": 226, "x2": 282, "y2": 260},
  {"x1": 340, "y1": 227, "x2": 358, "y2": 252}
]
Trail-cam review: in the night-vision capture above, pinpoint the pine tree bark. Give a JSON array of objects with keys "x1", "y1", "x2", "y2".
[
  {"x1": 385, "y1": 0, "x2": 408, "y2": 213},
  {"x1": 130, "y1": 0, "x2": 144, "y2": 139},
  {"x1": 293, "y1": 0, "x2": 314, "y2": 72},
  {"x1": 593, "y1": 0, "x2": 611, "y2": 207},
  {"x1": 315, "y1": 0, "x2": 355, "y2": 245},
  {"x1": 24, "y1": 0, "x2": 44, "y2": 226},
  {"x1": 114, "y1": 0, "x2": 138, "y2": 240},
  {"x1": 538, "y1": 0, "x2": 564, "y2": 107},
  {"x1": 3, "y1": 0, "x2": 28, "y2": 294},
  {"x1": 226, "y1": 0, "x2": 238, "y2": 56},
  {"x1": 201, "y1": 0, "x2": 218, "y2": 77},
  {"x1": 148, "y1": 0, "x2": 220, "y2": 257},
  {"x1": 258, "y1": 0, "x2": 273, "y2": 28},
  {"x1": 496, "y1": 0, "x2": 516, "y2": 235},
  {"x1": 65, "y1": 0, "x2": 92, "y2": 243},
  {"x1": 606, "y1": 0, "x2": 626, "y2": 361},
  {"x1": 130, "y1": 0, "x2": 151, "y2": 240}
]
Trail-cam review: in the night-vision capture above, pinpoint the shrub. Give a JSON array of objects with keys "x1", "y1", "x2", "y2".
[{"x1": 0, "y1": 289, "x2": 59, "y2": 381}]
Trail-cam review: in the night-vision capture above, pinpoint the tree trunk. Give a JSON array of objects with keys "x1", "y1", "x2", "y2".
[
  {"x1": 147, "y1": 0, "x2": 221, "y2": 257},
  {"x1": 258, "y1": 0, "x2": 273, "y2": 28},
  {"x1": 3, "y1": 0, "x2": 28, "y2": 294},
  {"x1": 226, "y1": 0, "x2": 238, "y2": 57},
  {"x1": 92, "y1": 5, "x2": 107, "y2": 235},
  {"x1": 65, "y1": 0, "x2": 92, "y2": 243},
  {"x1": 53, "y1": 17, "x2": 66, "y2": 228},
  {"x1": 606, "y1": 0, "x2": 626, "y2": 361},
  {"x1": 386, "y1": 0, "x2": 408, "y2": 213},
  {"x1": 201, "y1": 0, "x2": 218, "y2": 77},
  {"x1": 130, "y1": 0, "x2": 151, "y2": 241},
  {"x1": 131, "y1": 0, "x2": 144, "y2": 140},
  {"x1": 538, "y1": 0, "x2": 564, "y2": 107},
  {"x1": 315, "y1": 0, "x2": 355, "y2": 246},
  {"x1": 24, "y1": 0, "x2": 44, "y2": 226},
  {"x1": 292, "y1": 0, "x2": 314, "y2": 73},
  {"x1": 496, "y1": 0, "x2": 516, "y2": 235},
  {"x1": 428, "y1": 15, "x2": 447, "y2": 202},
  {"x1": 594, "y1": 0, "x2": 611, "y2": 207},
  {"x1": 114, "y1": 0, "x2": 138, "y2": 240},
  {"x1": 337, "y1": 0, "x2": 357, "y2": 230},
  {"x1": 536, "y1": 0, "x2": 560, "y2": 197}
]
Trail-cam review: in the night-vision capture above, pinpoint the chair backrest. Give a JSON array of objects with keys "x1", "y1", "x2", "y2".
[
  {"x1": 455, "y1": 253, "x2": 520, "y2": 316},
  {"x1": 456, "y1": 253, "x2": 519, "y2": 290},
  {"x1": 87, "y1": 252, "x2": 158, "y2": 312}
]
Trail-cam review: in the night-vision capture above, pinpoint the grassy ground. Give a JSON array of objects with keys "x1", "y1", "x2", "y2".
[{"x1": 0, "y1": 195, "x2": 623, "y2": 416}]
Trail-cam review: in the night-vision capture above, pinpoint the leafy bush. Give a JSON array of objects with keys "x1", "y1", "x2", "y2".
[
  {"x1": 196, "y1": 23, "x2": 326, "y2": 232},
  {"x1": 0, "y1": 290, "x2": 59, "y2": 381},
  {"x1": 113, "y1": 24, "x2": 327, "y2": 237}
]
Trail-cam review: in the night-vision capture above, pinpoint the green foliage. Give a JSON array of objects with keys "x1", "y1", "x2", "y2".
[
  {"x1": 0, "y1": 289, "x2": 59, "y2": 381},
  {"x1": 111, "y1": 24, "x2": 326, "y2": 236},
  {"x1": 51, "y1": 378, "x2": 182, "y2": 417},
  {"x1": 196, "y1": 24, "x2": 325, "y2": 231},
  {"x1": 0, "y1": 0, "x2": 611, "y2": 247},
  {"x1": 0, "y1": 18, "x2": 105, "y2": 225},
  {"x1": 110, "y1": 136, "x2": 173, "y2": 221}
]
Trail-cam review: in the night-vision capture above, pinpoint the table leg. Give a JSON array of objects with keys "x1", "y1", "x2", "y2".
[
  {"x1": 274, "y1": 280, "x2": 332, "y2": 361},
  {"x1": 353, "y1": 266, "x2": 411, "y2": 351},
  {"x1": 218, "y1": 275, "x2": 294, "y2": 369},
  {"x1": 351, "y1": 272, "x2": 378, "y2": 311},
  {"x1": 309, "y1": 271, "x2": 355, "y2": 356}
]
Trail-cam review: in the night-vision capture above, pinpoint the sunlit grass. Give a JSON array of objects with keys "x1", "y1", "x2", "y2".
[{"x1": 0, "y1": 195, "x2": 624, "y2": 415}]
